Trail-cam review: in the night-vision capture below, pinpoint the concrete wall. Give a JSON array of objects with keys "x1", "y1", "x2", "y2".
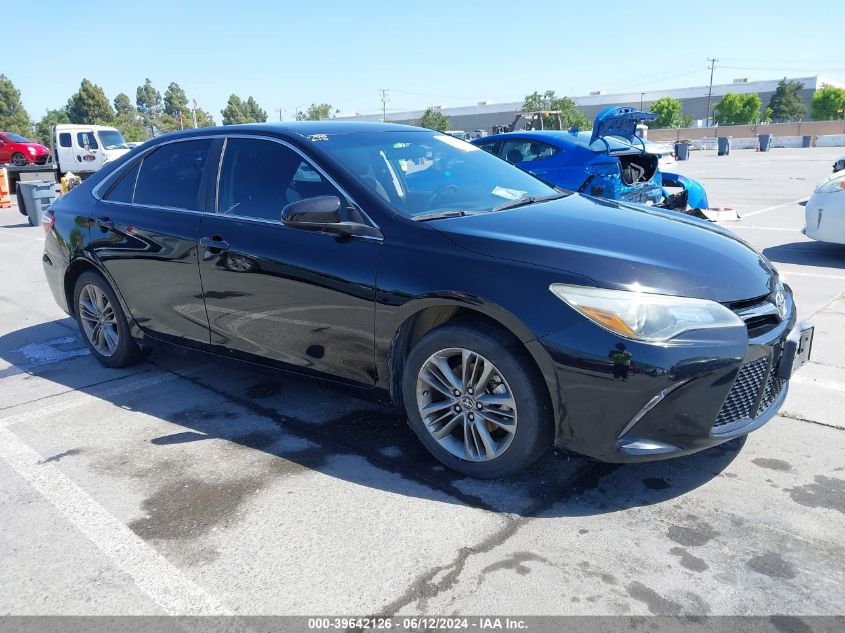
[{"x1": 647, "y1": 120, "x2": 845, "y2": 142}]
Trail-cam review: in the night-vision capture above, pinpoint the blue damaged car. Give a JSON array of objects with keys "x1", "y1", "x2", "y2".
[{"x1": 473, "y1": 106, "x2": 708, "y2": 212}]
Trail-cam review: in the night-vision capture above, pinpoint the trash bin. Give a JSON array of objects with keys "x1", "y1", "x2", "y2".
[
  {"x1": 758, "y1": 133, "x2": 772, "y2": 152},
  {"x1": 675, "y1": 142, "x2": 691, "y2": 161},
  {"x1": 802, "y1": 135, "x2": 813, "y2": 148},
  {"x1": 717, "y1": 136, "x2": 731, "y2": 156},
  {"x1": 17, "y1": 180, "x2": 60, "y2": 227}
]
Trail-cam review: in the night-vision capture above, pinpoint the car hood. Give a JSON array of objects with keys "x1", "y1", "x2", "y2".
[
  {"x1": 430, "y1": 195, "x2": 775, "y2": 303},
  {"x1": 590, "y1": 106, "x2": 657, "y2": 146}
]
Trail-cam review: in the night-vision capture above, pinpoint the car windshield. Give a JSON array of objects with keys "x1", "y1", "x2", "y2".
[
  {"x1": 97, "y1": 130, "x2": 129, "y2": 150},
  {"x1": 316, "y1": 130, "x2": 559, "y2": 218},
  {"x1": 5, "y1": 133, "x2": 30, "y2": 143}
]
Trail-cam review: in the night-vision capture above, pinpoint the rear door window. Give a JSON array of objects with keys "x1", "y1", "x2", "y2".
[
  {"x1": 500, "y1": 140, "x2": 558, "y2": 164},
  {"x1": 59, "y1": 133, "x2": 72, "y2": 148},
  {"x1": 474, "y1": 140, "x2": 500, "y2": 156},
  {"x1": 134, "y1": 139, "x2": 212, "y2": 211}
]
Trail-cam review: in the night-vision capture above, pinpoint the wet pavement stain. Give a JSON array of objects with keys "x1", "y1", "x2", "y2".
[
  {"x1": 752, "y1": 458, "x2": 793, "y2": 472},
  {"x1": 626, "y1": 581, "x2": 683, "y2": 615},
  {"x1": 669, "y1": 546, "x2": 708, "y2": 572},
  {"x1": 171, "y1": 407, "x2": 239, "y2": 424},
  {"x1": 40, "y1": 448, "x2": 82, "y2": 464},
  {"x1": 643, "y1": 477, "x2": 671, "y2": 490},
  {"x1": 787, "y1": 476, "x2": 845, "y2": 515},
  {"x1": 478, "y1": 551, "x2": 550, "y2": 581},
  {"x1": 747, "y1": 552, "x2": 796, "y2": 579},
  {"x1": 667, "y1": 518, "x2": 718, "y2": 547},
  {"x1": 245, "y1": 382, "x2": 285, "y2": 399}
]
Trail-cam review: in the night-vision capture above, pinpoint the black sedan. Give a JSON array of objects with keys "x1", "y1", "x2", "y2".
[{"x1": 42, "y1": 122, "x2": 813, "y2": 478}]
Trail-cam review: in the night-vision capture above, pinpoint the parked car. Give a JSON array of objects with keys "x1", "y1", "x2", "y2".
[
  {"x1": 445, "y1": 130, "x2": 470, "y2": 141},
  {"x1": 833, "y1": 154, "x2": 845, "y2": 174},
  {"x1": 472, "y1": 107, "x2": 708, "y2": 211},
  {"x1": 0, "y1": 131, "x2": 50, "y2": 166},
  {"x1": 53, "y1": 124, "x2": 132, "y2": 175},
  {"x1": 803, "y1": 168, "x2": 845, "y2": 245},
  {"x1": 43, "y1": 122, "x2": 812, "y2": 478}
]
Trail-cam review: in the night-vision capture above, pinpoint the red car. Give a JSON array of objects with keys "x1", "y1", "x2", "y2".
[{"x1": 0, "y1": 131, "x2": 51, "y2": 166}]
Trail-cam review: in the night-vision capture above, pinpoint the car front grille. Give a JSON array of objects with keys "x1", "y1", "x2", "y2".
[
  {"x1": 713, "y1": 356, "x2": 785, "y2": 429},
  {"x1": 33, "y1": 155, "x2": 49, "y2": 165}
]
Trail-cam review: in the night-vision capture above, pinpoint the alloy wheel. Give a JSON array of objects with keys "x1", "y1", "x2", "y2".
[
  {"x1": 78, "y1": 284, "x2": 119, "y2": 356},
  {"x1": 415, "y1": 348, "x2": 518, "y2": 462},
  {"x1": 12, "y1": 153, "x2": 27, "y2": 167}
]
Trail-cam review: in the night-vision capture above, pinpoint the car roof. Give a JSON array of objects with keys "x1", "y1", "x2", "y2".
[
  {"x1": 153, "y1": 120, "x2": 424, "y2": 142},
  {"x1": 474, "y1": 130, "x2": 584, "y2": 146}
]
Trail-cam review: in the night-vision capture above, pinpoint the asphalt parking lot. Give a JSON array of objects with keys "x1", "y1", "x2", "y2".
[{"x1": 1, "y1": 147, "x2": 843, "y2": 617}]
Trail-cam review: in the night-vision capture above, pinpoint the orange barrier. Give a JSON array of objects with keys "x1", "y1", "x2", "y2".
[{"x1": 0, "y1": 168, "x2": 11, "y2": 208}]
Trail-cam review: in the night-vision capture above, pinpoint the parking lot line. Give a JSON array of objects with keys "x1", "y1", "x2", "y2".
[
  {"x1": 791, "y1": 374, "x2": 845, "y2": 393},
  {"x1": 727, "y1": 226, "x2": 801, "y2": 232},
  {"x1": 780, "y1": 270, "x2": 845, "y2": 281},
  {"x1": 0, "y1": 373, "x2": 178, "y2": 429},
  {"x1": 740, "y1": 197, "x2": 808, "y2": 219},
  {"x1": 0, "y1": 424, "x2": 231, "y2": 615}
]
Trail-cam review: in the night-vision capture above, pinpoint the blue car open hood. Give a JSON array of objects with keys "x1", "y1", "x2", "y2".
[{"x1": 589, "y1": 106, "x2": 658, "y2": 146}]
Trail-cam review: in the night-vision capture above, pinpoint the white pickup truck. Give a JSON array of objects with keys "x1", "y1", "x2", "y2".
[{"x1": 5, "y1": 124, "x2": 133, "y2": 220}]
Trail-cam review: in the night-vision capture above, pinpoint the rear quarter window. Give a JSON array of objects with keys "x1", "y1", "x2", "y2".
[
  {"x1": 103, "y1": 161, "x2": 141, "y2": 204},
  {"x1": 133, "y1": 139, "x2": 212, "y2": 211},
  {"x1": 59, "y1": 133, "x2": 72, "y2": 148}
]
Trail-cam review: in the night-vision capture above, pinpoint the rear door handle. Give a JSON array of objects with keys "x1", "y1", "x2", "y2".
[
  {"x1": 200, "y1": 236, "x2": 230, "y2": 251},
  {"x1": 95, "y1": 216, "x2": 114, "y2": 230}
]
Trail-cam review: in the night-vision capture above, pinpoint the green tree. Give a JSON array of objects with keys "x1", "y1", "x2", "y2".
[
  {"x1": 296, "y1": 103, "x2": 334, "y2": 121},
  {"x1": 649, "y1": 97, "x2": 682, "y2": 128},
  {"x1": 418, "y1": 106, "x2": 449, "y2": 131},
  {"x1": 113, "y1": 93, "x2": 136, "y2": 118},
  {"x1": 713, "y1": 92, "x2": 762, "y2": 125},
  {"x1": 136, "y1": 78, "x2": 163, "y2": 135},
  {"x1": 194, "y1": 107, "x2": 215, "y2": 128},
  {"x1": 768, "y1": 79, "x2": 806, "y2": 122},
  {"x1": 221, "y1": 95, "x2": 247, "y2": 125},
  {"x1": 0, "y1": 74, "x2": 33, "y2": 137},
  {"x1": 243, "y1": 96, "x2": 267, "y2": 122},
  {"x1": 163, "y1": 82, "x2": 189, "y2": 118},
  {"x1": 522, "y1": 90, "x2": 590, "y2": 130},
  {"x1": 812, "y1": 85, "x2": 845, "y2": 120},
  {"x1": 221, "y1": 95, "x2": 266, "y2": 125},
  {"x1": 680, "y1": 114, "x2": 693, "y2": 128},
  {"x1": 35, "y1": 108, "x2": 70, "y2": 145},
  {"x1": 66, "y1": 79, "x2": 114, "y2": 125}
]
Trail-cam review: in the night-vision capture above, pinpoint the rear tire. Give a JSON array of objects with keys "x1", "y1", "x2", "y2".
[
  {"x1": 402, "y1": 322, "x2": 553, "y2": 478},
  {"x1": 73, "y1": 271, "x2": 149, "y2": 368}
]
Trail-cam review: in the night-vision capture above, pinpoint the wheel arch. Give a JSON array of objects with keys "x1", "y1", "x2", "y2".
[
  {"x1": 385, "y1": 300, "x2": 561, "y2": 425},
  {"x1": 63, "y1": 256, "x2": 145, "y2": 341}
]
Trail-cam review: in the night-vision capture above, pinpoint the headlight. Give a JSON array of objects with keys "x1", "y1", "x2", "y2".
[
  {"x1": 550, "y1": 284, "x2": 744, "y2": 342},
  {"x1": 815, "y1": 174, "x2": 845, "y2": 194},
  {"x1": 27, "y1": 147, "x2": 36, "y2": 154}
]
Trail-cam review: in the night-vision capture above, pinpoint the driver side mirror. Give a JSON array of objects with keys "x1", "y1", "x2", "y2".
[{"x1": 281, "y1": 196, "x2": 381, "y2": 238}]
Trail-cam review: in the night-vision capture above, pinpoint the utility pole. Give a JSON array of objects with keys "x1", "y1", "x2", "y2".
[
  {"x1": 379, "y1": 89, "x2": 390, "y2": 122},
  {"x1": 191, "y1": 99, "x2": 198, "y2": 129},
  {"x1": 706, "y1": 57, "x2": 718, "y2": 127},
  {"x1": 275, "y1": 107, "x2": 283, "y2": 121},
  {"x1": 640, "y1": 92, "x2": 645, "y2": 111}
]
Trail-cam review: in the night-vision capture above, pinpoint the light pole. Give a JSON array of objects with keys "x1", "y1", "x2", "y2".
[
  {"x1": 640, "y1": 92, "x2": 644, "y2": 110},
  {"x1": 706, "y1": 57, "x2": 718, "y2": 127}
]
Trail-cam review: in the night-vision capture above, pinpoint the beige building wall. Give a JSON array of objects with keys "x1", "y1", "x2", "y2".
[{"x1": 648, "y1": 120, "x2": 845, "y2": 142}]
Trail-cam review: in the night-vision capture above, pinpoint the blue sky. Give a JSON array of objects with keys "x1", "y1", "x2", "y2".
[{"x1": 6, "y1": 0, "x2": 844, "y2": 122}]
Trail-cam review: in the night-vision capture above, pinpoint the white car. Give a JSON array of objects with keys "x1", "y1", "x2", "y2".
[
  {"x1": 804, "y1": 170, "x2": 845, "y2": 245},
  {"x1": 834, "y1": 154, "x2": 845, "y2": 173}
]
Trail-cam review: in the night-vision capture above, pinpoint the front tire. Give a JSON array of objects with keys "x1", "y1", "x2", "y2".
[
  {"x1": 402, "y1": 322, "x2": 553, "y2": 478},
  {"x1": 12, "y1": 152, "x2": 28, "y2": 167},
  {"x1": 73, "y1": 271, "x2": 149, "y2": 368}
]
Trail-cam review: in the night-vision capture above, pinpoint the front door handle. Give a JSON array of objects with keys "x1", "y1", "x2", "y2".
[
  {"x1": 95, "y1": 216, "x2": 114, "y2": 230},
  {"x1": 200, "y1": 236, "x2": 230, "y2": 252}
]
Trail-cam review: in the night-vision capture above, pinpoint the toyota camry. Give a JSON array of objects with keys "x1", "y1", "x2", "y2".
[{"x1": 42, "y1": 122, "x2": 813, "y2": 478}]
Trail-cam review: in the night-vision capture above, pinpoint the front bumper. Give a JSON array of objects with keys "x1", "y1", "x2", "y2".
[
  {"x1": 803, "y1": 192, "x2": 845, "y2": 245},
  {"x1": 538, "y1": 291, "x2": 804, "y2": 463}
]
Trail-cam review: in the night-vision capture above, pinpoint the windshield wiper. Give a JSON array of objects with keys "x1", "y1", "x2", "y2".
[
  {"x1": 413, "y1": 210, "x2": 472, "y2": 222},
  {"x1": 492, "y1": 192, "x2": 569, "y2": 212}
]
